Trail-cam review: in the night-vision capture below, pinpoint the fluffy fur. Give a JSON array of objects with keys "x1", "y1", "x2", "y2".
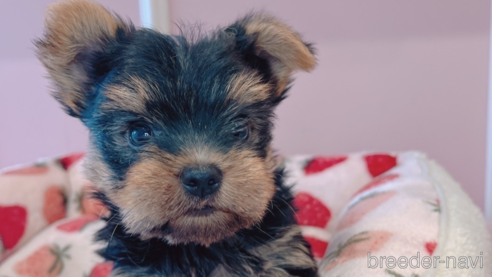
[{"x1": 36, "y1": 0, "x2": 317, "y2": 276}]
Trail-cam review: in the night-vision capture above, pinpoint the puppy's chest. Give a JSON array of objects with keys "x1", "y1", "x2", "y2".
[{"x1": 112, "y1": 226, "x2": 317, "y2": 277}]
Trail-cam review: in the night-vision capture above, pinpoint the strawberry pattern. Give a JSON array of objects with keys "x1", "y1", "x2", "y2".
[
  {"x1": 294, "y1": 192, "x2": 332, "y2": 228},
  {"x1": 0, "y1": 205, "x2": 27, "y2": 250},
  {"x1": 0, "y1": 159, "x2": 68, "y2": 262},
  {"x1": 424, "y1": 199, "x2": 440, "y2": 213},
  {"x1": 88, "y1": 262, "x2": 113, "y2": 277},
  {"x1": 57, "y1": 153, "x2": 85, "y2": 171},
  {"x1": 2, "y1": 151, "x2": 486, "y2": 276},
  {"x1": 14, "y1": 244, "x2": 71, "y2": 277},
  {"x1": 303, "y1": 236, "x2": 329, "y2": 259},
  {"x1": 56, "y1": 215, "x2": 98, "y2": 233},
  {"x1": 303, "y1": 156, "x2": 347, "y2": 175},
  {"x1": 322, "y1": 230, "x2": 393, "y2": 272},
  {"x1": 424, "y1": 241, "x2": 437, "y2": 256},
  {"x1": 43, "y1": 186, "x2": 67, "y2": 224},
  {"x1": 364, "y1": 154, "x2": 397, "y2": 177}
]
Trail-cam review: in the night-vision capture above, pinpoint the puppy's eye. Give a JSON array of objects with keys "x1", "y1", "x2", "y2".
[
  {"x1": 129, "y1": 124, "x2": 153, "y2": 146},
  {"x1": 233, "y1": 128, "x2": 248, "y2": 139},
  {"x1": 232, "y1": 124, "x2": 249, "y2": 140}
]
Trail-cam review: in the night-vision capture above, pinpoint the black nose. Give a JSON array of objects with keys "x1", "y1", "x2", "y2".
[{"x1": 180, "y1": 165, "x2": 222, "y2": 198}]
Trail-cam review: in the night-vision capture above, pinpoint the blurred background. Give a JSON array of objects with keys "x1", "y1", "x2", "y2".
[{"x1": 0, "y1": 0, "x2": 491, "y2": 222}]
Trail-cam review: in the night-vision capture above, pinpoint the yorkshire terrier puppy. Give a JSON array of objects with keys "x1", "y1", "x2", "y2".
[{"x1": 36, "y1": 0, "x2": 318, "y2": 276}]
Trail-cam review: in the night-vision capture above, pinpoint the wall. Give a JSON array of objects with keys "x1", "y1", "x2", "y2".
[{"x1": 0, "y1": 0, "x2": 490, "y2": 211}]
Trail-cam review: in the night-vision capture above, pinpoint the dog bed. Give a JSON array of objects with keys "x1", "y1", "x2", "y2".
[{"x1": 0, "y1": 151, "x2": 490, "y2": 276}]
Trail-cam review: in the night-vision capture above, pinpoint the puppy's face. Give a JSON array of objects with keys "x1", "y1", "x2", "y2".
[{"x1": 36, "y1": 0, "x2": 315, "y2": 246}]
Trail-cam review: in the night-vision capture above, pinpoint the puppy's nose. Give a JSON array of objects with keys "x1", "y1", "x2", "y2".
[{"x1": 180, "y1": 165, "x2": 222, "y2": 198}]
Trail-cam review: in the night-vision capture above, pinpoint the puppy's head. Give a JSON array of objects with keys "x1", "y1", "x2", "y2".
[{"x1": 36, "y1": 0, "x2": 315, "y2": 246}]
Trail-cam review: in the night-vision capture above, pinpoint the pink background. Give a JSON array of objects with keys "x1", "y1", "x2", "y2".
[{"x1": 0, "y1": 0, "x2": 490, "y2": 211}]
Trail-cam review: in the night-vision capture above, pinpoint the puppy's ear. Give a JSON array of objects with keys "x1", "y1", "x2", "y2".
[
  {"x1": 226, "y1": 13, "x2": 316, "y2": 96},
  {"x1": 35, "y1": 0, "x2": 132, "y2": 117}
]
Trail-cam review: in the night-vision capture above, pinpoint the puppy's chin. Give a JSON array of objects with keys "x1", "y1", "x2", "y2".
[
  {"x1": 136, "y1": 209, "x2": 257, "y2": 247},
  {"x1": 167, "y1": 211, "x2": 247, "y2": 246}
]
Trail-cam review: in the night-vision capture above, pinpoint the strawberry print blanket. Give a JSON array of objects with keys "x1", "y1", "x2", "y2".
[{"x1": 0, "y1": 152, "x2": 490, "y2": 277}]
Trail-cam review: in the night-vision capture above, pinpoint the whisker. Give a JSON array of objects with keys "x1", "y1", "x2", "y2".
[
  {"x1": 273, "y1": 195, "x2": 297, "y2": 215},
  {"x1": 253, "y1": 224, "x2": 275, "y2": 241},
  {"x1": 109, "y1": 223, "x2": 119, "y2": 243}
]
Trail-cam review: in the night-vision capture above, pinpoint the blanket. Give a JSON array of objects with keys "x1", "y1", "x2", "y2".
[{"x1": 0, "y1": 152, "x2": 490, "y2": 276}]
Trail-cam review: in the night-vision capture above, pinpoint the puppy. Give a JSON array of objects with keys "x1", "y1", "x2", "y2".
[{"x1": 36, "y1": 0, "x2": 318, "y2": 276}]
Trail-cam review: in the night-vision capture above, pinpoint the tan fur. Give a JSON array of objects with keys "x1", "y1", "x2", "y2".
[
  {"x1": 241, "y1": 13, "x2": 317, "y2": 95},
  {"x1": 126, "y1": 76, "x2": 158, "y2": 101},
  {"x1": 106, "y1": 73, "x2": 272, "y2": 113},
  {"x1": 101, "y1": 145, "x2": 275, "y2": 246},
  {"x1": 226, "y1": 72, "x2": 272, "y2": 103},
  {"x1": 102, "y1": 76, "x2": 156, "y2": 113},
  {"x1": 36, "y1": 0, "x2": 130, "y2": 115}
]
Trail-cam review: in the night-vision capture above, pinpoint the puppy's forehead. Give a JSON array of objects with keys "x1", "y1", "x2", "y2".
[{"x1": 101, "y1": 30, "x2": 272, "y2": 117}]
